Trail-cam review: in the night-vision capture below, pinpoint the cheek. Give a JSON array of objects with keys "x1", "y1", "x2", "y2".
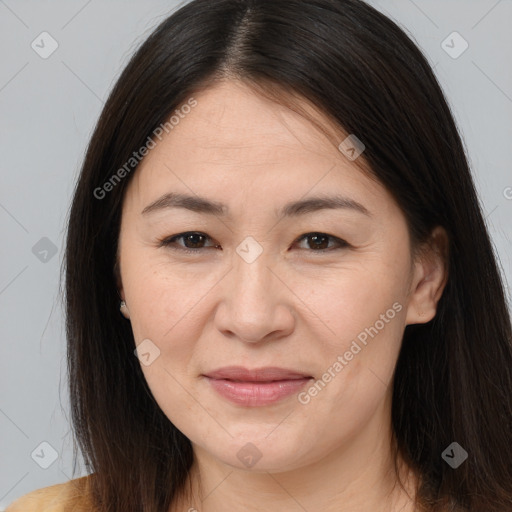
[
  {"x1": 125, "y1": 261, "x2": 207, "y2": 421},
  {"x1": 292, "y1": 255, "x2": 408, "y2": 410},
  {"x1": 294, "y1": 255, "x2": 407, "y2": 347},
  {"x1": 123, "y1": 249, "x2": 208, "y2": 336},
  {"x1": 290, "y1": 290, "x2": 404, "y2": 464},
  {"x1": 123, "y1": 255, "x2": 225, "y2": 394}
]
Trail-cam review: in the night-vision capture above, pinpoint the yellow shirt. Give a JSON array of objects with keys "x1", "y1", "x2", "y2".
[{"x1": 5, "y1": 475, "x2": 94, "y2": 511}]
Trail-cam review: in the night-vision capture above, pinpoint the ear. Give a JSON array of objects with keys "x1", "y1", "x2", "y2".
[{"x1": 405, "y1": 226, "x2": 449, "y2": 325}]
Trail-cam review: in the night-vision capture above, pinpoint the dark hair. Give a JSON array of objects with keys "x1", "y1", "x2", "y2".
[{"x1": 64, "y1": 0, "x2": 512, "y2": 510}]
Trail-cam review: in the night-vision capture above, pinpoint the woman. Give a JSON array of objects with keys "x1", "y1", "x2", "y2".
[{"x1": 8, "y1": 0, "x2": 512, "y2": 510}]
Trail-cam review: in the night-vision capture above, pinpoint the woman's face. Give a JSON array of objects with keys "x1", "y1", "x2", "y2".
[{"x1": 117, "y1": 80, "x2": 438, "y2": 473}]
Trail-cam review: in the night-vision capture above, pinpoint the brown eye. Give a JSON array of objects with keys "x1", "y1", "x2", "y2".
[
  {"x1": 179, "y1": 233, "x2": 207, "y2": 249},
  {"x1": 159, "y1": 232, "x2": 219, "y2": 253},
  {"x1": 294, "y1": 232, "x2": 349, "y2": 252}
]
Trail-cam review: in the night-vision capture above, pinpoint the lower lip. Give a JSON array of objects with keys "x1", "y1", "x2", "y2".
[{"x1": 204, "y1": 377, "x2": 312, "y2": 406}]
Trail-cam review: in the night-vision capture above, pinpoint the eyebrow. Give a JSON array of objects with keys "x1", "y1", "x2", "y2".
[{"x1": 141, "y1": 192, "x2": 371, "y2": 219}]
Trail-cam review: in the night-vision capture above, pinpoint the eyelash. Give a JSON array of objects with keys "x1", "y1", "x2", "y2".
[{"x1": 158, "y1": 231, "x2": 350, "y2": 255}]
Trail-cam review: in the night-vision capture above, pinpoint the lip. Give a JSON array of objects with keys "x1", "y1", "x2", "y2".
[
  {"x1": 202, "y1": 366, "x2": 313, "y2": 406},
  {"x1": 203, "y1": 366, "x2": 312, "y2": 381}
]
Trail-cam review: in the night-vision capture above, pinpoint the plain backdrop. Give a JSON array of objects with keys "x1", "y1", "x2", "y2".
[{"x1": 1, "y1": 0, "x2": 511, "y2": 508}]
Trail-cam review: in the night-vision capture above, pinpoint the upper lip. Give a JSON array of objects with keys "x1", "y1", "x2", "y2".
[{"x1": 203, "y1": 366, "x2": 312, "y2": 382}]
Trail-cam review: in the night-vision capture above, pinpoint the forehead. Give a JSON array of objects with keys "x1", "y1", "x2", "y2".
[
  {"x1": 160, "y1": 81, "x2": 341, "y2": 159},
  {"x1": 123, "y1": 80, "x2": 391, "y2": 218}
]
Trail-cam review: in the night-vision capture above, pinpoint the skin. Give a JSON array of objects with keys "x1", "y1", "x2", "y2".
[{"x1": 117, "y1": 79, "x2": 448, "y2": 512}]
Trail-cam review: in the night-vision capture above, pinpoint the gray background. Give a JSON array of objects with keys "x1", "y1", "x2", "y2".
[{"x1": 0, "y1": 0, "x2": 511, "y2": 508}]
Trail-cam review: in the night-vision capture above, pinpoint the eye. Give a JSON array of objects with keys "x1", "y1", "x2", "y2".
[
  {"x1": 158, "y1": 232, "x2": 219, "y2": 254},
  {"x1": 292, "y1": 232, "x2": 349, "y2": 252},
  {"x1": 158, "y1": 231, "x2": 349, "y2": 255}
]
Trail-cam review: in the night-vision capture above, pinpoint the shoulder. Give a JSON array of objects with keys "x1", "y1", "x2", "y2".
[{"x1": 5, "y1": 475, "x2": 94, "y2": 512}]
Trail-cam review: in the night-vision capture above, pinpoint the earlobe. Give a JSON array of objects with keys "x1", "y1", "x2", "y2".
[
  {"x1": 405, "y1": 226, "x2": 449, "y2": 326},
  {"x1": 117, "y1": 282, "x2": 130, "y2": 320},
  {"x1": 119, "y1": 299, "x2": 131, "y2": 319},
  {"x1": 115, "y1": 260, "x2": 130, "y2": 320}
]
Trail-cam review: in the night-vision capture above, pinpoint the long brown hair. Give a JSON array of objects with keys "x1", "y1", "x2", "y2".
[{"x1": 63, "y1": 0, "x2": 512, "y2": 510}]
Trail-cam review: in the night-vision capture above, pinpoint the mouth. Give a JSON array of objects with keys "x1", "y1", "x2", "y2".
[
  {"x1": 202, "y1": 366, "x2": 313, "y2": 406},
  {"x1": 202, "y1": 365, "x2": 313, "y2": 382}
]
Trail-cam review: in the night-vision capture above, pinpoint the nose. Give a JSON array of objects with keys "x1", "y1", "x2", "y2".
[{"x1": 213, "y1": 249, "x2": 295, "y2": 344}]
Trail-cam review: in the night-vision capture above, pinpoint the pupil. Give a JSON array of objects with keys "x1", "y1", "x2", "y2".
[
  {"x1": 310, "y1": 234, "x2": 328, "y2": 250},
  {"x1": 186, "y1": 234, "x2": 203, "y2": 248}
]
